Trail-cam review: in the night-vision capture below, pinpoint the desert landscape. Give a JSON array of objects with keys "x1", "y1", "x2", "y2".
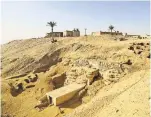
[
  {"x1": 1, "y1": 1, "x2": 150, "y2": 117},
  {"x1": 1, "y1": 34, "x2": 150, "y2": 117}
]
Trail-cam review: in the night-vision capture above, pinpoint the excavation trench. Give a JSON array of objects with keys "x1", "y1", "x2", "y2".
[{"x1": 36, "y1": 67, "x2": 101, "y2": 111}]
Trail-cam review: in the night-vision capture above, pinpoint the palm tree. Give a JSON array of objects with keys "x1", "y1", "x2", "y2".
[
  {"x1": 109, "y1": 25, "x2": 114, "y2": 33},
  {"x1": 47, "y1": 21, "x2": 57, "y2": 38}
]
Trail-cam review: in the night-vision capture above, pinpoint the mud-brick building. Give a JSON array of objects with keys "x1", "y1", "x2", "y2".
[
  {"x1": 125, "y1": 34, "x2": 141, "y2": 38},
  {"x1": 45, "y1": 28, "x2": 80, "y2": 38},
  {"x1": 92, "y1": 31, "x2": 123, "y2": 36},
  {"x1": 45, "y1": 32, "x2": 63, "y2": 38},
  {"x1": 63, "y1": 30, "x2": 73, "y2": 37},
  {"x1": 63, "y1": 29, "x2": 80, "y2": 37},
  {"x1": 73, "y1": 29, "x2": 80, "y2": 37}
]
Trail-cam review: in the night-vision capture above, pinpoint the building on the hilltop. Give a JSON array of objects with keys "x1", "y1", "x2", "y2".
[
  {"x1": 45, "y1": 32, "x2": 63, "y2": 38},
  {"x1": 73, "y1": 29, "x2": 80, "y2": 37},
  {"x1": 91, "y1": 31, "x2": 101, "y2": 36},
  {"x1": 125, "y1": 34, "x2": 151, "y2": 39},
  {"x1": 63, "y1": 29, "x2": 80, "y2": 37},
  {"x1": 125, "y1": 34, "x2": 141, "y2": 38},
  {"x1": 45, "y1": 29, "x2": 80, "y2": 38},
  {"x1": 146, "y1": 35, "x2": 151, "y2": 39},
  {"x1": 139, "y1": 34, "x2": 151, "y2": 39},
  {"x1": 63, "y1": 30, "x2": 73, "y2": 37},
  {"x1": 92, "y1": 31, "x2": 123, "y2": 36}
]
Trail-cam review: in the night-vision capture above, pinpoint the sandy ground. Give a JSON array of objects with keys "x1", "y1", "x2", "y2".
[
  {"x1": 65, "y1": 70, "x2": 150, "y2": 117},
  {"x1": 1, "y1": 36, "x2": 150, "y2": 117}
]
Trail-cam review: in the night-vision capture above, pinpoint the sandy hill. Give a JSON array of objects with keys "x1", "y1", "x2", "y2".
[{"x1": 1, "y1": 36, "x2": 150, "y2": 117}]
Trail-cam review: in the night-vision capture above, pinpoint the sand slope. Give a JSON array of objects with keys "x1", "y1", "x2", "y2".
[
  {"x1": 1, "y1": 36, "x2": 150, "y2": 117},
  {"x1": 65, "y1": 70, "x2": 150, "y2": 117}
]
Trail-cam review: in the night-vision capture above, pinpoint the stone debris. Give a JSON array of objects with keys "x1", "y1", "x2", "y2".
[
  {"x1": 64, "y1": 67, "x2": 99, "y2": 86},
  {"x1": 2, "y1": 37, "x2": 150, "y2": 117},
  {"x1": 73, "y1": 59, "x2": 90, "y2": 67},
  {"x1": 1, "y1": 114, "x2": 14, "y2": 117},
  {"x1": 102, "y1": 69, "x2": 124, "y2": 85},
  {"x1": 8, "y1": 73, "x2": 38, "y2": 96},
  {"x1": 28, "y1": 73, "x2": 38, "y2": 82},
  {"x1": 87, "y1": 80, "x2": 105, "y2": 97},
  {"x1": 62, "y1": 58, "x2": 71, "y2": 66},
  {"x1": 128, "y1": 42, "x2": 150, "y2": 58}
]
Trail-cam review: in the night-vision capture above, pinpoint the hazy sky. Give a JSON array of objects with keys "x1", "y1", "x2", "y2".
[{"x1": 1, "y1": 1, "x2": 150, "y2": 44}]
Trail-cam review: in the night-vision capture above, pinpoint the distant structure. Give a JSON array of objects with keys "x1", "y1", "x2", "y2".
[
  {"x1": 63, "y1": 29, "x2": 80, "y2": 37},
  {"x1": 92, "y1": 31, "x2": 123, "y2": 36},
  {"x1": 125, "y1": 34, "x2": 140, "y2": 38},
  {"x1": 45, "y1": 32, "x2": 63, "y2": 38},
  {"x1": 139, "y1": 35, "x2": 150, "y2": 39},
  {"x1": 63, "y1": 30, "x2": 73, "y2": 37},
  {"x1": 45, "y1": 29, "x2": 80, "y2": 38},
  {"x1": 125, "y1": 34, "x2": 151, "y2": 39},
  {"x1": 146, "y1": 35, "x2": 151, "y2": 39},
  {"x1": 73, "y1": 29, "x2": 80, "y2": 37}
]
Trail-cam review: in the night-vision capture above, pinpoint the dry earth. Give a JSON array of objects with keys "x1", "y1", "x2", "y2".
[{"x1": 1, "y1": 35, "x2": 150, "y2": 117}]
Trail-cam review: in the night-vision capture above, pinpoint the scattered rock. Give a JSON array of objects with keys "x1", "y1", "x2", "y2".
[
  {"x1": 87, "y1": 80, "x2": 105, "y2": 97},
  {"x1": 82, "y1": 96, "x2": 91, "y2": 104},
  {"x1": 65, "y1": 67, "x2": 99, "y2": 86},
  {"x1": 1, "y1": 114, "x2": 14, "y2": 117},
  {"x1": 128, "y1": 46, "x2": 134, "y2": 50},
  {"x1": 28, "y1": 73, "x2": 38, "y2": 82},
  {"x1": 24, "y1": 79, "x2": 30, "y2": 83},
  {"x1": 26, "y1": 85, "x2": 35, "y2": 88},
  {"x1": 123, "y1": 59, "x2": 132, "y2": 65},
  {"x1": 102, "y1": 69, "x2": 122, "y2": 85},
  {"x1": 62, "y1": 59, "x2": 71, "y2": 66},
  {"x1": 39, "y1": 95, "x2": 48, "y2": 104},
  {"x1": 129, "y1": 42, "x2": 150, "y2": 58},
  {"x1": 116, "y1": 109, "x2": 119, "y2": 113},
  {"x1": 34, "y1": 102, "x2": 49, "y2": 110}
]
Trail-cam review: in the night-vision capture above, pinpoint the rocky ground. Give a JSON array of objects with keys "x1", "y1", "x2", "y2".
[{"x1": 1, "y1": 36, "x2": 150, "y2": 117}]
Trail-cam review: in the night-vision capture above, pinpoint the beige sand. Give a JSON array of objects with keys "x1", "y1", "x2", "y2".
[{"x1": 1, "y1": 36, "x2": 150, "y2": 117}]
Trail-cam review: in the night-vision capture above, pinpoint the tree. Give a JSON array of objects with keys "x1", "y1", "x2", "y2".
[
  {"x1": 109, "y1": 25, "x2": 114, "y2": 33},
  {"x1": 47, "y1": 21, "x2": 57, "y2": 38}
]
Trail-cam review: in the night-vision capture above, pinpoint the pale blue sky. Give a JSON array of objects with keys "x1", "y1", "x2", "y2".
[{"x1": 1, "y1": 1, "x2": 150, "y2": 44}]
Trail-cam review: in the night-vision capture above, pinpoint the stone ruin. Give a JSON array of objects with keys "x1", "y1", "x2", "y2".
[
  {"x1": 34, "y1": 67, "x2": 100, "y2": 110},
  {"x1": 128, "y1": 42, "x2": 150, "y2": 58},
  {"x1": 64, "y1": 67, "x2": 99, "y2": 86},
  {"x1": 8, "y1": 73, "x2": 38, "y2": 96},
  {"x1": 35, "y1": 57, "x2": 133, "y2": 109}
]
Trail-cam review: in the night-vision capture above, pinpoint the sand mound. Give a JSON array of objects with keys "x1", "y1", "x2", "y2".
[{"x1": 1, "y1": 36, "x2": 150, "y2": 117}]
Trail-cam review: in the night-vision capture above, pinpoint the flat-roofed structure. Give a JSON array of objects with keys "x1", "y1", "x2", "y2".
[
  {"x1": 45, "y1": 32, "x2": 63, "y2": 38},
  {"x1": 63, "y1": 29, "x2": 80, "y2": 37},
  {"x1": 46, "y1": 83, "x2": 85, "y2": 106},
  {"x1": 92, "y1": 31, "x2": 123, "y2": 36},
  {"x1": 63, "y1": 30, "x2": 73, "y2": 37},
  {"x1": 125, "y1": 34, "x2": 140, "y2": 38},
  {"x1": 73, "y1": 29, "x2": 80, "y2": 37}
]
